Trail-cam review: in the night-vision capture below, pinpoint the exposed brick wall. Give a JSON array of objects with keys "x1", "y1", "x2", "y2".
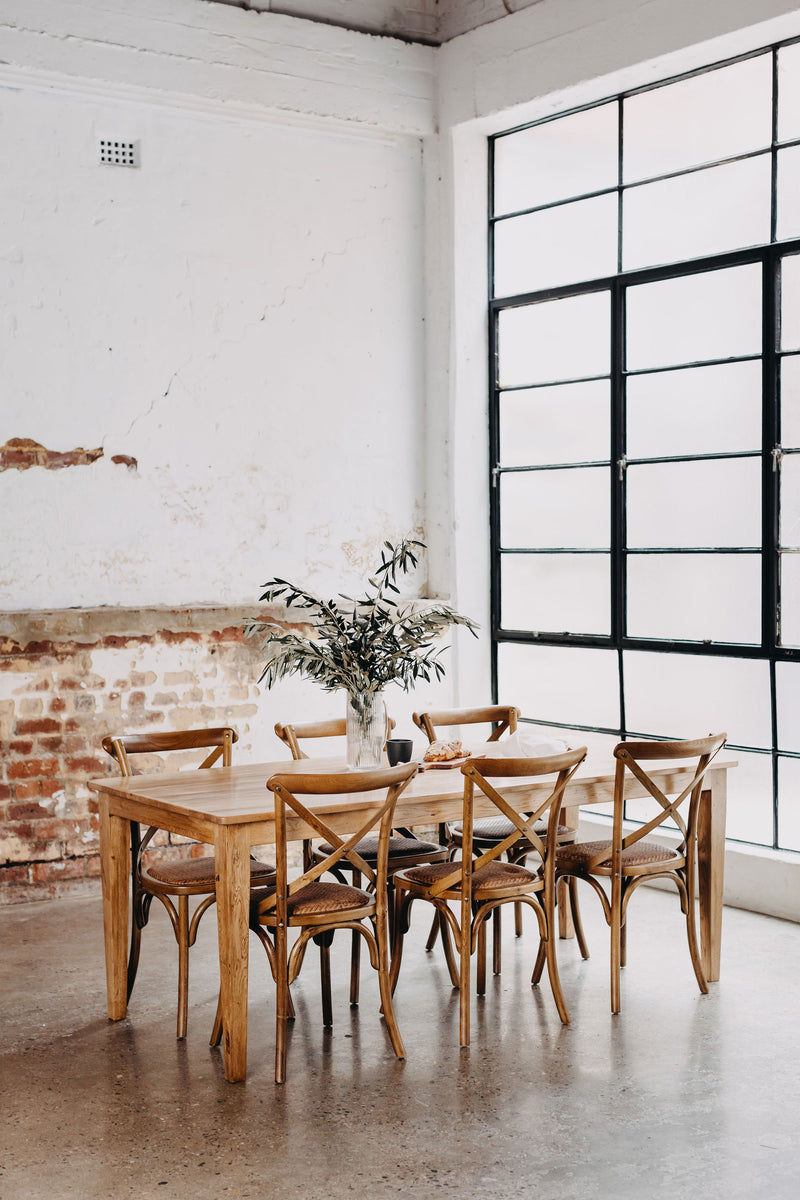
[{"x1": 0, "y1": 606, "x2": 269, "y2": 905}]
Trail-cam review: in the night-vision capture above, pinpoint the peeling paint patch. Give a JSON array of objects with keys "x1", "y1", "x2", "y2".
[
  {"x1": 0, "y1": 438, "x2": 103, "y2": 472},
  {"x1": 111, "y1": 454, "x2": 138, "y2": 471}
]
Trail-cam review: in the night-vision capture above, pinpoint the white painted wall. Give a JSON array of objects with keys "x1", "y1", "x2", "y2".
[{"x1": 0, "y1": 0, "x2": 436, "y2": 611}]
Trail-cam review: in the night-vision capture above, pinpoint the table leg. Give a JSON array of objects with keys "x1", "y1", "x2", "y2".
[
  {"x1": 99, "y1": 796, "x2": 130, "y2": 1020},
  {"x1": 214, "y1": 825, "x2": 252, "y2": 1083},
  {"x1": 697, "y1": 770, "x2": 727, "y2": 983}
]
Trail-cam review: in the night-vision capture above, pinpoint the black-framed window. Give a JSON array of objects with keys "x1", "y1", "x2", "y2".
[{"x1": 489, "y1": 39, "x2": 800, "y2": 853}]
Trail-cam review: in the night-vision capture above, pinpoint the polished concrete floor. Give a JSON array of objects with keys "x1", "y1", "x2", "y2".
[{"x1": 1, "y1": 888, "x2": 798, "y2": 1200}]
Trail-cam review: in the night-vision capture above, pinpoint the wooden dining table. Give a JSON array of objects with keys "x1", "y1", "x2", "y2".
[{"x1": 89, "y1": 748, "x2": 733, "y2": 1082}]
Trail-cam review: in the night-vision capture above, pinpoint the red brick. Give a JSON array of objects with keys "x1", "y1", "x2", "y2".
[
  {"x1": 65, "y1": 734, "x2": 89, "y2": 753},
  {"x1": 7, "y1": 758, "x2": 60, "y2": 779},
  {"x1": 65, "y1": 756, "x2": 105, "y2": 774},
  {"x1": 0, "y1": 864, "x2": 30, "y2": 886},
  {"x1": 39, "y1": 735, "x2": 64, "y2": 753},
  {"x1": 49, "y1": 697, "x2": 67, "y2": 713},
  {"x1": 31, "y1": 858, "x2": 87, "y2": 883},
  {"x1": 9, "y1": 739, "x2": 34, "y2": 754},
  {"x1": 14, "y1": 781, "x2": 41, "y2": 800},
  {"x1": 85, "y1": 854, "x2": 102, "y2": 877},
  {"x1": 8, "y1": 801, "x2": 51, "y2": 820},
  {"x1": 0, "y1": 783, "x2": 14, "y2": 802},
  {"x1": 40, "y1": 779, "x2": 63, "y2": 799},
  {"x1": 128, "y1": 692, "x2": 146, "y2": 707},
  {"x1": 16, "y1": 717, "x2": 60, "y2": 735},
  {"x1": 32, "y1": 678, "x2": 51, "y2": 691},
  {"x1": 64, "y1": 719, "x2": 80, "y2": 732},
  {"x1": 58, "y1": 677, "x2": 85, "y2": 690}
]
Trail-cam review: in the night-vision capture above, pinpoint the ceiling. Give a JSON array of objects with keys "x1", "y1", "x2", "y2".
[{"x1": 205, "y1": 0, "x2": 545, "y2": 45}]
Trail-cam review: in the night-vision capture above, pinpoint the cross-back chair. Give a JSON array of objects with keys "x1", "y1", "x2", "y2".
[
  {"x1": 553, "y1": 733, "x2": 727, "y2": 1013},
  {"x1": 102, "y1": 727, "x2": 275, "y2": 1039},
  {"x1": 390, "y1": 748, "x2": 588, "y2": 1046},
  {"x1": 412, "y1": 705, "x2": 588, "y2": 972},
  {"x1": 274, "y1": 717, "x2": 449, "y2": 1004},
  {"x1": 244, "y1": 763, "x2": 417, "y2": 1083}
]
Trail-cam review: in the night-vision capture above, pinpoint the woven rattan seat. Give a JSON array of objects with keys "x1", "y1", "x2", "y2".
[
  {"x1": 557, "y1": 839, "x2": 679, "y2": 870},
  {"x1": 318, "y1": 835, "x2": 443, "y2": 860},
  {"x1": 450, "y1": 817, "x2": 571, "y2": 841},
  {"x1": 257, "y1": 880, "x2": 371, "y2": 918},
  {"x1": 402, "y1": 858, "x2": 538, "y2": 890},
  {"x1": 147, "y1": 857, "x2": 275, "y2": 887}
]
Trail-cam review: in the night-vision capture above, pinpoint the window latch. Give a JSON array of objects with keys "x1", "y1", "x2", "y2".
[
  {"x1": 617, "y1": 456, "x2": 627, "y2": 481},
  {"x1": 491, "y1": 464, "x2": 501, "y2": 488},
  {"x1": 772, "y1": 447, "x2": 784, "y2": 472}
]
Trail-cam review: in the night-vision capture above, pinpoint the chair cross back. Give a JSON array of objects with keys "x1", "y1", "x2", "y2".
[
  {"x1": 259, "y1": 765, "x2": 418, "y2": 915},
  {"x1": 422, "y1": 750, "x2": 587, "y2": 900},
  {"x1": 101, "y1": 727, "x2": 237, "y2": 776},
  {"x1": 412, "y1": 705, "x2": 519, "y2": 744},
  {"x1": 584, "y1": 734, "x2": 726, "y2": 872},
  {"x1": 274, "y1": 715, "x2": 395, "y2": 760}
]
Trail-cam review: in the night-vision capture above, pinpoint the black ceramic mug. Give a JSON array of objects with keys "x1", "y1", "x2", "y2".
[{"x1": 386, "y1": 738, "x2": 414, "y2": 766}]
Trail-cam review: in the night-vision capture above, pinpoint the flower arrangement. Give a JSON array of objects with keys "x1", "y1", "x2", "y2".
[
  {"x1": 246, "y1": 537, "x2": 478, "y2": 765},
  {"x1": 248, "y1": 536, "x2": 477, "y2": 695}
]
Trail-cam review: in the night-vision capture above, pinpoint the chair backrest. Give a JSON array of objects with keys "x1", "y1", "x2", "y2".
[
  {"x1": 260, "y1": 763, "x2": 418, "y2": 919},
  {"x1": 412, "y1": 705, "x2": 520, "y2": 745},
  {"x1": 596, "y1": 733, "x2": 728, "y2": 872},
  {"x1": 102, "y1": 727, "x2": 237, "y2": 777},
  {"x1": 420, "y1": 748, "x2": 588, "y2": 900},
  {"x1": 275, "y1": 715, "x2": 396, "y2": 760}
]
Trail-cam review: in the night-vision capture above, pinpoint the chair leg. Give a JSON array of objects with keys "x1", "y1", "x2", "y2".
[
  {"x1": 531, "y1": 937, "x2": 546, "y2": 987},
  {"x1": 459, "y1": 903, "x2": 472, "y2": 1048},
  {"x1": 425, "y1": 911, "x2": 440, "y2": 951},
  {"x1": 514, "y1": 854, "x2": 526, "y2": 938},
  {"x1": 375, "y1": 914, "x2": 405, "y2": 1061},
  {"x1": 492, "y1": 905, "x2": 502, "y2": 975},
  {"x1": 126, "y1": 909, "x2": 143, "y2": 1002},
  {"x1": 439, "y1": 909, "x2": 460, "y2": 989},
  {"x1": 569, "y1": 878, "x2": 590, "y2": 960},
  {"x1": 319, "y1": 939, "x2": 333, "y2": 1027},
  {"x1": 620, "y1": 919, "x2": 627, "y2": 968},
  {"x1": 176, "y1": 895, "x2": 190, "y2": 1040},
  {"x1": 350, "y1": 869, "x2": 362, "y2": 1007},
  {"x1": 544, "y1": 930, "x2": 570, "y2": 1025},
  {"x1": 476, "y1": 922, "x2": 487, "y2": 996},
  {"x1": 610, "y1": 876, "x2": 623, "y2": 1015},
  {"x1": 275, "y1": 924, "x2": 289, "y2": 1085},
  {"x1": 210, "y1": 995, "x2": 223, "y2": 1047}
]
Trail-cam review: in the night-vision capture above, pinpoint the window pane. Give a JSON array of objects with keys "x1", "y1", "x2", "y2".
[
  {"x1": 500, "y1": 379, "x2": 609, "y2": 467},
  {"x1": 500, "y1": 553, "x2": 610, "y2": 635},
  {"x1": 497, "y1": 292, "x2": 610, "y2": 387},
  {"x1": 724, "y1": 750, "x2": 773, "y2": 846},
  {"x1": 494, "y1": 194, "x2": 617, "y2": 297},
  {"x1": 623, "y1": 155, "x2": 770, "y2": 271},
  {"x1": 777, "y1": 757, "x2": 800, "y2": 851},
  {"x1": 779, "y1": 551, "x2": 800, "y2": 646},
  {"x1": 623, "y1": 55, "x2": 772, "y2": 182},
  {"x1": 627, "y1": 553, "x2": 761, "y2": 644},
  {"x1": 780, "y1": 254, "x2": 800, "y2": 351},
  {"x1": 497, "y1": 642, "x2": 620, "y2": 729},
  {"x1": 626, "y1": 265, "x2": 762, "y2": 371},
  {"x1": 776, "y1": 146, "x2": 800, "y2": 241},
  {"x1": 627, "y1": 361, "x2": 762, "y2": 458},
  {"x1": 623, "y1": 650, "x2": 772, "y2": 748},
  {"x1": 780, "y1": 355, "x2": 800, "y2": 448},
  {"x1": 500, "y1": 467, "x2": 609, "y2": 548},
  {"x1": 779, "y1": 452, "x2": 800, "y2": 547},
  {"x1": 627, "y1": 459, "x2": 761, "y2": 548},
  {"x1": 493, "y1": 103, "x2": 618, "y2": 216},
  {"x1": 778, "y1": 41, "x2": 800, "y2": 143},
  {"x1": 776, "y1": 661, "x2": 800, "y2": 751}
]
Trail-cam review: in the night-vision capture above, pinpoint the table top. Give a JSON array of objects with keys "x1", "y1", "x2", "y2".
[{"x1": 88, "y1": 749, "x2": 736, "y2": 828}]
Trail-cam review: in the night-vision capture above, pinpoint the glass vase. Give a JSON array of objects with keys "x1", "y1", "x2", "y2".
[{"x1": 346, "y1": 690, "x2": 384, "y2": 768}]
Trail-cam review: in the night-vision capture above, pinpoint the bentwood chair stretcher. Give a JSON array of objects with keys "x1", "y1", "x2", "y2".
[{"x1": 88, "y1": 749, "x2": 733, "y2": 1082}]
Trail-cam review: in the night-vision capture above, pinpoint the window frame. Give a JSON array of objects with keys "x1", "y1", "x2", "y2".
[{"x1": 488, "y1": 38, "x2": 800, "y2": 853}]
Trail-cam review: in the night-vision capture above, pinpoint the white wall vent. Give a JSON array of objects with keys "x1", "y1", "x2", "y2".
[{"x1": 99, "y1": 139, "x2": 140, "y2": 168}]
